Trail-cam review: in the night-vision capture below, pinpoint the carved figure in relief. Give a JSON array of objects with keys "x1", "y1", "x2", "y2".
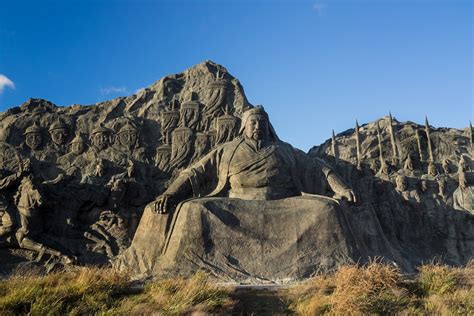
[
  {"x1": 57, "y1": 133, "x2": 87, "y2": 178},
  {"x1": 160, "y1": 102, "x2": 180, "y2": 145},
  {"x1": 178, "y1": 95, "x2": 201, "y2": 130},
  {"x1": 84, "y1": 210, "x2": 130, "y2": 257},
  {"x1": 394, "y1": 174, "x2": 420, "y2": 203},
  {"x1": 190, "y1": 133, "x2": 209, "y2": 163},
  {"x1": 116, "y1": 121, "x2": 147, "y2": 163},
  {"x1": 442, "y1": 158, "x2": 451, "y2": 174},
  {"x1": 48, "y1": 121, "x2": 69, "y2": 153},
  {"x1": 0, "y1": 143, "x2": 24, "y2": 245},
  {"x1": 403, "y1": 154, "x2": 414, "y2": 172},
  {"x1": 86, "y1": 124, "x2": 126, "y2": 174},
  {"x1": 24, "y1": 123, "x2": 43, "y2": 151},
  {"x1": 215, "y1": 109, "x2": 240, "y2": 145},
  {"x1": 202, "y1": 71, "x2": 228, "y2": 130},
  {"x1": 155, "y1": 145, "x2": 172, "y2": 172},
  {"x1": 169, "y1": 127, "x2": 194, "y2": 169},
  {"x1": 453, "y1": 171, "x2": 474, "y2": 214},
  {"x1": 90, "y1": 125, "x2": 112, "y2": 151},
  {"x1": 117, "y1": 121, "x2": 139, "y2": 151},
  {"x1": 14, "y1": 175, "x2": 74, "y2": 263},
  {"x1": 427, "y1": 161, "x2": 438, "y2": 177},
  {"x1": 458, "y1": 155, "x2": 469, "y2": 172}
]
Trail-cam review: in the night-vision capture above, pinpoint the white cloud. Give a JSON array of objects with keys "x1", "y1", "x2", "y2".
[
  {"x1": 0, "y1": 74, "x2": 15, "y2": 94},
  {"x1": 313, "y1": 3, "x2": 326, "y2": 15},
  {"x1": 100, "y1": 86, "x2": 128, "y2": 95}
]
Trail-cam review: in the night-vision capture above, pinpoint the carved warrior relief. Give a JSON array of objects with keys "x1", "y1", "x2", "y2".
[
  {"x1": 170, "y1": 127, "x2": 194, "y2": 169},
  {"x1": 191, "y1": 133, "x2": 209, "y2": 163},
  {"x1": 159, "y1": 102, "x2": 180, "y2": 145},
  {"x1": 202, "y1": 71, "x2": 229, "y2": 130},
  {"x1": 178, "y1": 93, "x2": 201, "y2": 130},
  {"x1": 215, "y1": 108, "x2": 239, "y2": 145},
  {"x1": 155, "y1": 145, "x2": 171, "y2": 171},
  {"x1": 315, "y1": 115, "x2": 473, "y2": 215},
  {"x1": 24, "y1": 123, "x2": 43, "y2": 151}
]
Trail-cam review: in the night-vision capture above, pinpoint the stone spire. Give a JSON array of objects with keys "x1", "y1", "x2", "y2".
[
  {"x1": 470, "y1": 121, "x2": 473, "y2": 151},
  {"x1": 415, "y1": 128, "x2": 424, "y2": 162},
  {"x1": 331, "y1": 129, "x2": 338, "y2": 159},
  {"x1": 355, "y1": 120, "x2": 361, "y2": 167},
  {"x1": 388, "y1": 112, "x2": 398, "y2": 165},
  {"x1": 425, "y1": 116, "x2": 434, "y2": 162},
  {"x1": 376, "y1": 121, "x2": 387, "y2": 174}
]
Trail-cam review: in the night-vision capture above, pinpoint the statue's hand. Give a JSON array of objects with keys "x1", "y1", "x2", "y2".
[
  {"x1": 147, "y1": 194, "x2": 175, "y2": 214},
  {"x1": 338, "y1": 189, "x2": 357, "y2": 204}
]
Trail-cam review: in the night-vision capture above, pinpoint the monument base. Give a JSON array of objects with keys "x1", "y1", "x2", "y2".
[{"x1": 115, "y1": 196, "x2": 361, "y2": 282}]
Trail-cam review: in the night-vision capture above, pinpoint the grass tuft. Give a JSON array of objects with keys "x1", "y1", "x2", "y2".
[{"x1": 287, "y1": 260, "x2": 474, "y2": 315}]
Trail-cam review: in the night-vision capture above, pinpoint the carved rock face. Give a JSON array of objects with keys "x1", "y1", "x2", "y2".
[
  {"x1": 50, "y1": 128, "x2": 68, "y2": 146},
  {"x1": 92, "y1": 132, "x2": 110, "y2": 150},
  {"x1": 155, "y1": 145, "x2": 171, "y2": 171},
  {"x1": 244, "y1": 114, "x2": 269, "y2": 141},
  {"x1": 118, "y1": 130, "x2": 138, "y2": 150},
  {"x1": 71, "y1": 141, "x2": 85, "y2": 155},
  {"x1": 25, "y1": 133, "x2": 42, "y2": 150},
  {"x1": 396, "y1": 175, "x2": 408, "y2": 192}
]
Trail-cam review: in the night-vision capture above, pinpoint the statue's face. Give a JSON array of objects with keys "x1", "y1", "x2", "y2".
[
  {"x1": 118, "y1": 131, "x2": 138, "y2": 149},
  {"x1": 244, "y1": 114, "x2": 269, "y2": 141},
  {"x1": 26, "y1": 133, "x2": 42, "y2": 150},
  {"x1": 92, "y1": 132, "x2": 109, "y2": 150},
  {"x1": 428, "y1": 164, "x2": 437, "y2": 176},
  {"x1": 50, "y1": 129, "x2": 68, "y2": 146},
  {"x1": 71, "y1": 142, "x2": 85, "y2": 154},
  {"x1": 396, "y1": 176, "x2": 407, "y2": 191}
]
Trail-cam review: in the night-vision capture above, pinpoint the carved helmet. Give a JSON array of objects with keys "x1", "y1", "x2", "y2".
[
  {"x1": 48, "y1": 121, "x2": 68, "y2": 132},
  {"x1": 23, "y1": 123, "x2": 42, "y2": 135},
  {"x1": 118, "y1": 121, "x2": 138, "y2": 134},
  {"x1": 91, "y1": 125, "x2": 112, "y2": 135}
]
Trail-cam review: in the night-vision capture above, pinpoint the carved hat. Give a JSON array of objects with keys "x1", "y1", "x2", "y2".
[
  {"x1": 217, "y1": 108, "x2": 239, "y2": 125},
  {"x1": 238, "y1": 105, "x2": 279, "y2": 140},
  {"x1": 23, "y1": 123, "x2": 42, "y2": 135},
  {"x1": 49, "y1": 121, "x2": 68, "y2": 132},
  {"x1": 118, "y1": 121, "x2": 138, "y2": 134},
  {"x1": 91, "y1": 125, "x2": 112, "y2": 135}
]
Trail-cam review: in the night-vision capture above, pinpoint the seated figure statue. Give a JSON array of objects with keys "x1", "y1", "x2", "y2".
[{"x1": 118, "y1": 106, "x2": 361, "y2": 281}]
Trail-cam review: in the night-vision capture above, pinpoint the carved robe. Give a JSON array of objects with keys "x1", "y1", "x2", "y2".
[{"x1": 168, "y1": 137, "x2": 331, "y2": 199}]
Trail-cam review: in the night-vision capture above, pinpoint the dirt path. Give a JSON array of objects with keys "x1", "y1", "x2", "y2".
[{"x1": 228, "y1": 285, "x2": 294, "y2": 315}]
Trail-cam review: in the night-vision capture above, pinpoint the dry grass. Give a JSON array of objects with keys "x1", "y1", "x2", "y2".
[
  {"x1": 0, "y1": 262, "x2": 472, "y2": 315},
  {"x1": 287, "y1": 260, "x2": 474, "y2": 315},
  {"x1": 0, "y1": 268, "x2": 234, "y2": 315},
  {"x1": 115, "y1": 271, "x2": 235, "y2": 315},
  {"x1": 0, "y1": 266, "x2": 130, "y2": 315}
]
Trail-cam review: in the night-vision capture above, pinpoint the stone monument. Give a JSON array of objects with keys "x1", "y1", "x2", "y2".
[{"x1": 0, "y1": 61, "x2": 471, "y2": 281}]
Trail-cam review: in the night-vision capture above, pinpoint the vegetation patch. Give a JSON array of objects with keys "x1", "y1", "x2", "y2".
[
  {"x1": 287, "y1": 260, "x2": 474, "y2": 315},
  {"x1": 0, "y1": 261, "x2": 472, "y2": 315}
]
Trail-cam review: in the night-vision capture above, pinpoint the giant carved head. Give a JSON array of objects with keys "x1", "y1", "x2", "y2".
[
  {"x1": 24, "y1": 123, "x2": 43, "y2": 151},
  {"x1": 49, "y1": 121, "x2": 69, "y2": 146},
  {"x1": 239, "y1": 106, "x2": 278, "y2": 142},
  {"x1": 90, "y1": 125, "x2": 112, "y2": 150}
]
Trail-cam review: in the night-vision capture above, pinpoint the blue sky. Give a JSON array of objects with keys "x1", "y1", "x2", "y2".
[{"x1": 0, "y1": 0, "x2": 472, "y2": 151}]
